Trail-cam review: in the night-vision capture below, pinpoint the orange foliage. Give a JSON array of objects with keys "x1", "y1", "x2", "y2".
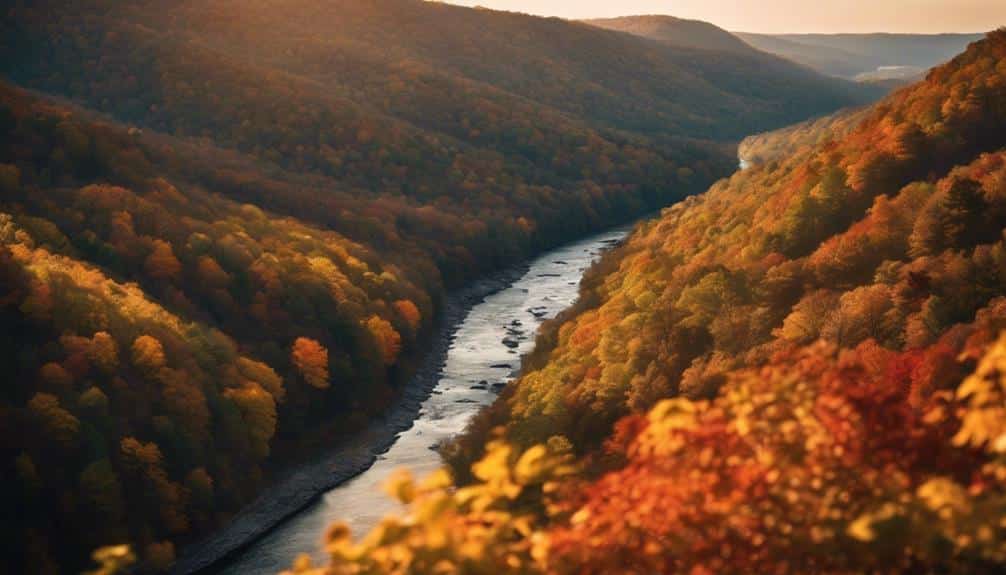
[
  {"x1": 130, "y1": 335, "x2": 166, "y2": 373},
  {"x1": 291, "y1": 337, "x2": 330, "y2": 389},
  {"x1": 88, "y1": 331, "x2": 119, "y2": 373},
  {"x1": 143, "y1": 239, "x2": 182, "y2": 281},
  {"x1": 393, "y1": 299, "x2": 422, "y2": 333}
]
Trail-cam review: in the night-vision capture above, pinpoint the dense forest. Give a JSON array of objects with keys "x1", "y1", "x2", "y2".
[
  {"x1": 297, "y1": 30, "x2": 1006, "y2": 574},
  {"x1": 0, "y1": 83, "x2": 447, "y2": 574},
  {"x1": 0, "y1": 0, "x2": 879, "y2": 152},
  {"x1": 0, "y1": 1, "x2": 886, "y2": 572},
  {"x1": 738, "y1": 106, "x2": 870, "y2": 165},
  {"x1": 0, "y1": 59, "x2": 725, "y2": 575}
]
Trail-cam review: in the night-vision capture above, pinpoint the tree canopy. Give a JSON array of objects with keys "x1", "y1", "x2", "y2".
[{"x1": 308, "y1": 30, "x2": 1006, "y2": 575}]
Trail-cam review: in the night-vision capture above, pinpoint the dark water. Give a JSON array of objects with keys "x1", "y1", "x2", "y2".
[{"x1": 219, "y1": 226, "x2": 630, "y2": 574}]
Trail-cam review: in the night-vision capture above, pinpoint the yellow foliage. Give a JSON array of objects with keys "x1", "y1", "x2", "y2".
[
  {"x1": 237, "y1": 357, "x2": 286, "y2": 402},
  {"x1": 131, "y1": 335, "x2": 166, "y2": 372},
  {"x1": 286, "y1": 441, "x2": 574, "y2": 575},
  {"x1": 954, "y1": 332, "x2": 1006, "y2": 451},
  {"x1": 85, "y1": 545, "x2": 135, "y2": 575},
  {"x1": 366, "y1": 315, "x2": 402, "y2": 366},
  {"x1": 88, "y1": 331, "x2": 119, "y2": 372},
  {"x1": 224, "y1": 382, "x2": 277, "y2": 459}
]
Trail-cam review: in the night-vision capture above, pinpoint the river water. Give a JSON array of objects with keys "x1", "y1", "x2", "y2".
[{"x1": 218, "y1": 225, "x2": 631, "y2": 574}]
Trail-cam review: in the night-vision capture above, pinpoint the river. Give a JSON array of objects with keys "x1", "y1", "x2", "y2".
[{"x1": 213, "y1": 225, "x2": 631, "y2": 574}]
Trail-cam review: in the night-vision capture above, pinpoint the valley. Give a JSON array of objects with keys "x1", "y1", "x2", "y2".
[
  {"x1": 202, "y1": 225, "x2": 632, "y2": 575},
  {"x1": 1, "y1": 2, "x2": 1003, "y2": 574}
]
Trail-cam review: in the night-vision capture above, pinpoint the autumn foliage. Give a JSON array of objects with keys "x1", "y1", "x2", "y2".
[
  {"x1": 4, "y1": 0, "x2": 860, "y2": 566},
  {"x1": 0, "y1": 14, "x2": 733, "y2": 574},
  {"x1": 0, "y1": 0, "x2": 989, "y2": 572},
  {"x1": 309, "y1": 31, "x2": 1006, "y2": 574},
  {"x1": 292, "y1": 337, "x2": 331, "y2": 390},
  {"x1": 0, "y1": 83, "x2": 451, "y2": 571},
  {"x1": 453, "y1": 29, "x2": 1006, "y2": 459},
  {"x1": 297, "y1": 329, "x2": 1006, "y2": 574}
]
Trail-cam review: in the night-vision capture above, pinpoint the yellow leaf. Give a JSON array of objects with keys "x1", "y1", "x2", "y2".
[
  {"x1": 472, "y1": 441, "x2": 512, "y2": 483},
  {"x1": 514, "y1": 445, "x2": 548, "y2": 484}
]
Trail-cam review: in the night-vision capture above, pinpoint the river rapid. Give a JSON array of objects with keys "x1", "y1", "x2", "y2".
[{"x1": 213, "y1": 225, "x2": 631, "y2": 574}]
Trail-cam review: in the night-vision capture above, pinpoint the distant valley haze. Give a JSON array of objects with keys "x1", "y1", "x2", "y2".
[{"x1": 449, "y1": 0, "x2": 1005, "y2": 33}]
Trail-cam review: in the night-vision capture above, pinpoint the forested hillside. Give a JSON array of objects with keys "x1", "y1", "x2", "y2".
[
  {"x1": 0, "y1": 82, "x2": 448, "y2": 573},
  {"x1": 738, "y1": 106, "x2": 870, "y2": 165},
  {"x1": 0, "y1": 1, "x2": 883, "y2": 572},
  {"x1": 585, "y1": 15, "x2": 756, "y2": 53},
  {"x1": 302, "y1": 31, "x2": 1006, "y2": 574},
  {"x1": 458, "y1": 28, "x2": 1006, "y2": 455},
  {"x1": 1, "y1": 0, "x2": 877, "y2": 151},
  {"x1": 0, "y1": 69, "x2": 727, "y2": 574},
  {"x1": 581, "y1": 15, "x2": 887, "y2": 103}
]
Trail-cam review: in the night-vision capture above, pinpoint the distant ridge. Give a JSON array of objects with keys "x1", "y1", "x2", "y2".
[
  {"x1": 585, "y1": 15, "x2": 754, "y2": 53},
  {"x1": 737, "y1": 32, "x2": 985, "y2": 77}
]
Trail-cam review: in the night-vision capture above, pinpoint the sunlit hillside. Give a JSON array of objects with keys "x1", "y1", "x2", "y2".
[
  {"x1": 305, "y1": 30, "x2": 1006, "y2": 575},
  {"x1": 585, "y1": 15, "x2": 759, "y2": 53}
]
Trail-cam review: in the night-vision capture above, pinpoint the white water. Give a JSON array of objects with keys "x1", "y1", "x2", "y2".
[{"x1": 218, "y1": 225, "x2": 630, "y2": 573}]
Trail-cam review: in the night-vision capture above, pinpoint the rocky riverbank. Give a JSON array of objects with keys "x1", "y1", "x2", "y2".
[{"x1": 171, "y1": 263, "x2": 531, "y2": 574}]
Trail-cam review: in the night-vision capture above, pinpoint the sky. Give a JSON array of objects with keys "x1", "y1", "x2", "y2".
[{"x1": 444, "y1": 1, "x2": 1006, "y2": 34}]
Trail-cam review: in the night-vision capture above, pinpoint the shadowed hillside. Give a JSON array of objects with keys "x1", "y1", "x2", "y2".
[{"x1": 1, "y1": 0, "x2": 879, "y2": 149}]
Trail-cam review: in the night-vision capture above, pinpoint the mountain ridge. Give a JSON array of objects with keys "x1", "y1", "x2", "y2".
[{"x1": 584, "y1": 14, "x2": 755, "y2": 54}]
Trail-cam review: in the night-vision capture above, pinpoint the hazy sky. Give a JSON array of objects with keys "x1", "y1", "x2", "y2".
[{"x1": 445, "y1": 1, "x2": 1005, "y2": 34}]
